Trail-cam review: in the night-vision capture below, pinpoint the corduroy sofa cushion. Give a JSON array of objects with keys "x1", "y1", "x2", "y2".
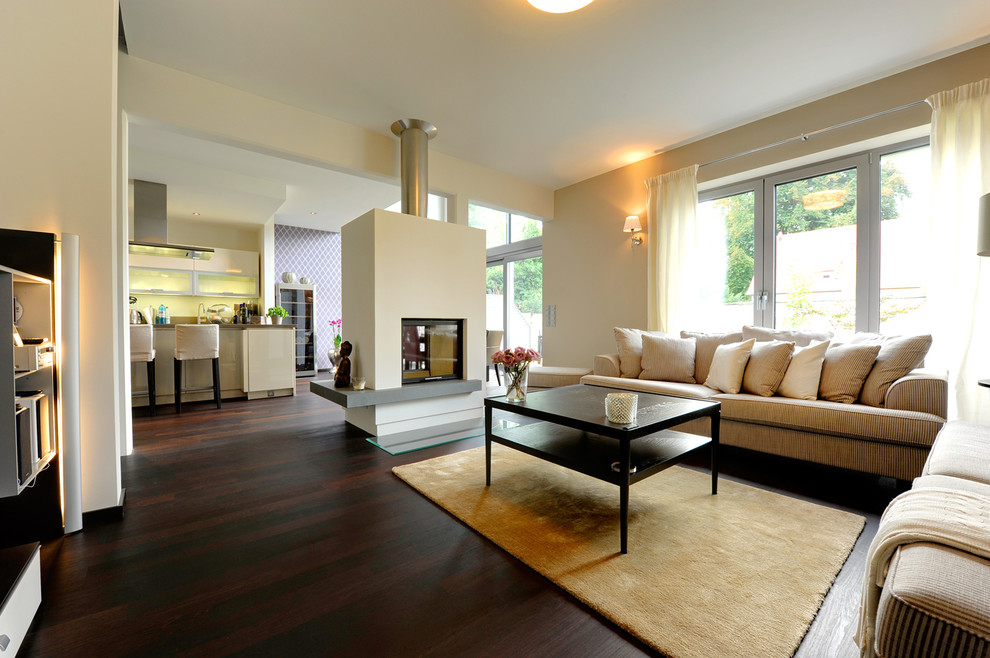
[
  {"x1": 742, "y1": 340, "x2": 794, "y2": 397},
  {"x1": 855, "y1": 334, "x2": 933, "y2": 407},
  {"x1": 875, "y1": 542, "x2": 990, "y2": 658},
  {"x1": 680, "y1": 330, "x2": 744, "y2": 384},
  {"x1": 818, "y1": 343, "x2": 881, "y2": 403},
  {"x1": 713, "y1": 394, "x2": 943, "y2": 448},
  {"x1": 639, "y1": 334, "x2": 696, "y2": 383}
]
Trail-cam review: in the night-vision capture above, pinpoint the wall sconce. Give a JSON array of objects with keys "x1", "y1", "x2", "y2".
[{"x1": 623, "y1": 215, "x2": 644, "y2": 245}]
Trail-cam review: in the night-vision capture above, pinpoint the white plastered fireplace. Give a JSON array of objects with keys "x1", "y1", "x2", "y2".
[{"x1": 339, "y1": 208, "x2": 487, "y2": 452}]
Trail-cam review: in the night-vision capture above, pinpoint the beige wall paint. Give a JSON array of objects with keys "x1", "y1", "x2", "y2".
[
  {"x1": 118, "y1": 55, "x2": 554, "y2": 226},
  {"x1": 0, "y1": 1, "x2": 122, "y2": 512},
  {"x1": 342, "y1": 209, "x2": 487, "y2": 389},
  {"x1": 545, "y1": 42, "x2": 990, "y2": 368},
  {"x1": 167, "y1": 219, "x2": 264, "y2": 253}
]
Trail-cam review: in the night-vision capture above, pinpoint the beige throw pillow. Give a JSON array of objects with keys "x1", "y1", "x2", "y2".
[
  {"x1": 857, "y1": 334, "x2": 933, "y2": 407},
  {"x1": 704, "y1": 339, "x2": 756, "y2": 394},
  {"x1": 680, "y1": 330, "x2": 744, "y2": 384},
  {"x1": 613, "y1": 327, "x2": 651, "y2": 378},
  {"x1": 818, "y1": 343, "x2": 882, "y2": 403},
  {"x1": 742, "y1": 340, "x2": 795, "y2": 397},
  {"x1": 742, "y1": 325, "x2": 833, "y2": 347},
  {"x1": 777, "y1": 340, "x2": 830, "y2": 400},
  {"x1": 639, "y1": 334, "x2": 696, "y2": 383}
]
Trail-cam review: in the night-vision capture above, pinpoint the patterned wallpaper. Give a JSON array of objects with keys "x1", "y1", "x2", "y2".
[{"x1": 274, "y1": 224, "x2": 341, "y2": 372}]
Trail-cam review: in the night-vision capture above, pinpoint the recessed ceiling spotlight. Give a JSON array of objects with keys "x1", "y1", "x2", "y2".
[
  {"x1": 192, "y1": 212, "x2": 201, "y2": 216},
  {"x1": 528, "y1": 0, "x2": 595, "y2": 13},
  {"x1": 310, "y1": 211, "x2": 318, "y2": 215}
]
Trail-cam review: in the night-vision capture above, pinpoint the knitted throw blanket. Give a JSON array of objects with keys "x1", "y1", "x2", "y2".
[{"x1": 855, "y1": 486, "x2": 990, "y2": 658}]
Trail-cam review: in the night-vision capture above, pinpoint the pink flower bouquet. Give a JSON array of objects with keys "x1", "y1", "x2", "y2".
[{"x1": 491, "y1": 347, "x2": 540, "y2": 401}]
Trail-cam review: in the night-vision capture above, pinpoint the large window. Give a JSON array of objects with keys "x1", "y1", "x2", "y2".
[
  {"x1": 697, "y1": 138, "x2": 930, "y2": 334},
  {"x1": 469, "y1": 205, "x2": 543, "y2": 248},
  {"x1": 471, "y1": 203, "x2": 543, "y2": 359}
]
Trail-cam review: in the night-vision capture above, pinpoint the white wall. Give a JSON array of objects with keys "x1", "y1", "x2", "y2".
[
  {"x1": 342, "y1": 209, "x2": 487, "y2": 389},
  {"x1": 118, "y1": 54, "x2": 554, "y2": 225},
  {"x1": 0, "y1": 1, "x2": 122, "y2": 512}
]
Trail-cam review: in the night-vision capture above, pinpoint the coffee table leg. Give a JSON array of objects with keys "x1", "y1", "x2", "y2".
[
  {"x1": 620, "y1": 437, "x2": 631, "y2": 554},
  {"x1": 711, "y1": 409, "x2": 720, "y2": 495},
  {"x1": 485, "y1": 404, "x2": 492, "y2": 486}
]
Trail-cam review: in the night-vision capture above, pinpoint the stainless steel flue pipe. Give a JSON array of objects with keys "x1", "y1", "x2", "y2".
[{"x1": 390, "y1": 119, "x2": 437, "y2": 218}]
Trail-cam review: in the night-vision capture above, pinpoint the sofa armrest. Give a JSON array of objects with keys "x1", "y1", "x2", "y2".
[
  {"x1": 594, "y1": 353, "x2": 621, "y2": 378},
  {"x1": 885, "y1": 369, "x2": 948, "y2": 419}
]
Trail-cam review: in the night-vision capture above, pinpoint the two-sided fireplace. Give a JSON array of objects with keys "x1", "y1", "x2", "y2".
[{"x1": 401, "y1": 318, "x2": 463, "y2": 384}]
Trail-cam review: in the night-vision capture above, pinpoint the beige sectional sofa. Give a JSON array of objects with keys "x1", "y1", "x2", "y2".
[
  {"x1": 581, "y1": 326, "x2": 948, "y2": 481},
  {"x1": 857, "y1": 420, "x2": 990, "y2": 657}
]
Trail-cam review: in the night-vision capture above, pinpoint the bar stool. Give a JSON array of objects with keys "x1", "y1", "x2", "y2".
[
  {"x1": 130, "y1": 324, "x2": 157, "y2": 416},
  {"x1": 173, "y1": 324, "x2": 221, "y2": 413}
]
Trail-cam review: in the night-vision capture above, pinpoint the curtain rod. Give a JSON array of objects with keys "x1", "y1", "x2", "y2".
[{"x1": 696, "y1": 99, "x2": 929, "y2": 169}]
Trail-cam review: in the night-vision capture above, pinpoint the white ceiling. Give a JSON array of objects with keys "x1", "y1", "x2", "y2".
[{"x1": 120, "y1": 0, "x2": 990, "y2": 231}]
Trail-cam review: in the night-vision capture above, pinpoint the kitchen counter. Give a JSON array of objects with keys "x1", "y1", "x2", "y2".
[
  {"x1": 141, "y1": 323, "x2": 295, "y2": 329},
  {"x1": 131, "y1": 324, "x2": 296, "y2": 407}
]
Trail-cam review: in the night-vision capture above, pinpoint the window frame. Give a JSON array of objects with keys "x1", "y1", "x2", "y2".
[{"x1": 698, "y1": 135, "x2": 929, "y2": 333}]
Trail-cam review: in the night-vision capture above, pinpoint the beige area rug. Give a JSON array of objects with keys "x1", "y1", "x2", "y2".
[{"x1": 393, "y1": 444, "x2": 866, "y2": 658}]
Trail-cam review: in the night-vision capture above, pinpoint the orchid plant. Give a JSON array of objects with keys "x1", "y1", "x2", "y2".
[{"x1": 329, "y1": 318, "x2": 343, "y2": 349}]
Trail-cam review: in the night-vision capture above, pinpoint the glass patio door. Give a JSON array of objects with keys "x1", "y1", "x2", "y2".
[
  {"x1": 486, "y1": 253, "x2": 542, "y2": 355},
  {"x1": 766, "y1": 162, "x2": 863, "y2": 332}
]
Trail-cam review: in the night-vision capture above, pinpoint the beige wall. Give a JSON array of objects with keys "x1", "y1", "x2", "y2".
[
  {"x1": 0, "y1": 1, "x2": 122, "y2": 512},
  {"x1": 342, "y1": 209, "x2": 487, "y2": 389},
  {"x1": 167, "y1": 219, "x2": 264, "y2": 253},
  {"x1": 545, "y1": 42, "x2": 990, "y2": 368},
  {"x1": 118, "y1": 55, "x2": 554, "y2": 226}
]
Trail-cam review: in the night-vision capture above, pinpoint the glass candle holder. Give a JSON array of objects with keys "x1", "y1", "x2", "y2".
[{"x1": 605, "y1": 392, "x2": 638, "y2": 424}]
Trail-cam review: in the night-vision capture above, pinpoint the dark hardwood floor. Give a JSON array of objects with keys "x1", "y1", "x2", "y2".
[{"x1": 21, "y1": 381, "x2": 899, "y2": 657}]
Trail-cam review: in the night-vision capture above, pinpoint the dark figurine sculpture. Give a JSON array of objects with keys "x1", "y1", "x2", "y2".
[{"x1": 334, "y1": 340, "x2": 352, "y2": 388}]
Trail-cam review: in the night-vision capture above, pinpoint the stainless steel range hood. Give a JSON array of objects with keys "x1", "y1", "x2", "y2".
[{"x1": 128, "y1": 180, "x2": 214, "y2": 260}]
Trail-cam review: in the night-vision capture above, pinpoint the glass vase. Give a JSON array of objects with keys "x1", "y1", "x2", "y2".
[{"x1": 505, "y1": 365, "x2": 529, "y2": 402}]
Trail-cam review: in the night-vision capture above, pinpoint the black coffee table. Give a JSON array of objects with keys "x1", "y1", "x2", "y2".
[{"x1": 484, "y1": 384, "x2": 720, "y2": 553}]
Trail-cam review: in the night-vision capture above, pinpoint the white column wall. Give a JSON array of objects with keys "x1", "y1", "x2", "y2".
[{"x1": 0, "y1": 1, "x2": 122, "y2": 512}]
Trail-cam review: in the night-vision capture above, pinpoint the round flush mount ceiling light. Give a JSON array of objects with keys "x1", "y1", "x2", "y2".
[{"x1": 527, "y1": 0, "x2": 595, "y2": 13}]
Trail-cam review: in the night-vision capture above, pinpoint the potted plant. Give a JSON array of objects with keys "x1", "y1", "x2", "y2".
[
  {"x1": 328, "y1": 318, "x2": 343, "y2": 373},
  {"x1": 267, "y1": 306, "x2": 288, "y2": 324}
]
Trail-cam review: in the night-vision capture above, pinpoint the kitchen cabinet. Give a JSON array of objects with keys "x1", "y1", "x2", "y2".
[
  {"x1": 128, "y1": 248, "x2": 259, "y2": 297},
  {"x1": 1, "y1": 265, "x2": 57, "y2": 498},
  {"x1": 194, "y1": 248, "x2": 257, "y2": 275},
  {"x1": 276, "y1": 283, "x2": 316, "y2": 376},
  {"x1": 242, "y1": 328, "x2": 296, "y2": 397},
  {"x1": 128, "y1": 266, "x2": 194, "y2": 295},
  {"x1": 195, "y1": 272, "x2": 258, "y2": 297}
]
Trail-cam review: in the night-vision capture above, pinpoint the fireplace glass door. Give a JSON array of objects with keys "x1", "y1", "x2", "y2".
[{"x1": 401, "y1": 319, "x2": 463, "y2": 384}]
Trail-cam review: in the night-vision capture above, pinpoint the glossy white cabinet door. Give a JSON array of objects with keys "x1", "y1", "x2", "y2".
[
  {"x1": 242, "y1": 328, "x2": 296, "y2": 396},
  {"x1": 0, "y1": 546, "x2": 41, "y2": 656}
]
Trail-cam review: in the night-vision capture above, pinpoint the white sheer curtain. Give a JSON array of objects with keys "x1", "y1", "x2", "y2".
[
  {"x1": 645, "y1": 165, "x2": 699, "y2": 333},
  {"x1": 926, "y1": 78, "x2": 990, "y2": 422}
]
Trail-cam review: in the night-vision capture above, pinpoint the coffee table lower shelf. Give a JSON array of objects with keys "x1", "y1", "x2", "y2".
[
  {"x1": 486, "y1": 420, "x2": 716, "y2": 553},
  {"x1": 488, "y1": 422, "x2": 711, "y2": 486}
]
